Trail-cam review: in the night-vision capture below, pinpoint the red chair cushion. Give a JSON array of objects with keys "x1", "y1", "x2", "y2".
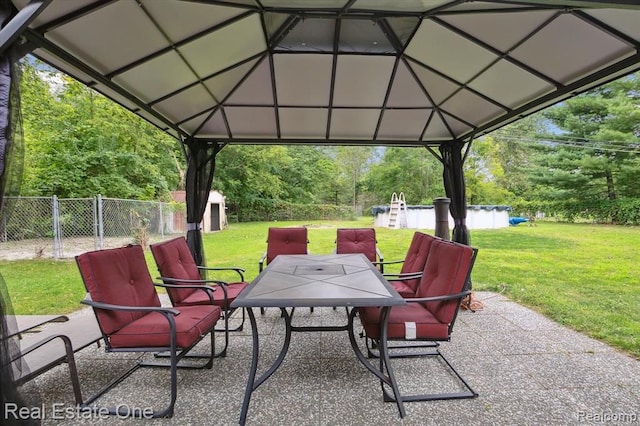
[
  {"x1": 359, "y1": 303, "x2": 450, "y2": 341},
  {"x1": 390, "y1": 232, "x2": 437, "y2": 296},
  {"x1": 415, "y1": 239, "x2": 474, "y2": 324},
  {"x1": 150, "y1": 237, "x2": 204, "y2": 304},
  {"x1": 108, "y1": 304, "x2": 221, "y2": 349},
  {"x1": 266, "y1": 227, "x2": 308, "y2": 264},
  {"x1": 76, "y1": 245, "x2": 160, "y2": 336},
  {"x1": 390, "y1": 281, "x2": 416, "y2": 298},
  {"x1": 336, "y1": 228, "x2": 377, "y2": 262}
]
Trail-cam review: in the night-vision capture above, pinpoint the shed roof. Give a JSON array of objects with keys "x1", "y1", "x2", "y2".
[{"x1": 11, "y1": 0, "x2": 640, "y2": 147}]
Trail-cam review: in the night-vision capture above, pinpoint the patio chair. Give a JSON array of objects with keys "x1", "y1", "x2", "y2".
[
  {"x1": 150, "y1": 236, "x2": 248, "y2": 358},
  {"x1": 354, "y1": 238, "x2": 478, "y2": 403},
  {"x1": 335, "y1": 228, "x2": 384, "y2": 272},
  {"x1": 382, "y1": 232, "x2": 439, "y2": 298},
  {"x1": 76, "y1": 244, "x2": 221, "y2": 418},
  {"x1": 258, "y1": 227, "x2": 309, "y2": 314}
]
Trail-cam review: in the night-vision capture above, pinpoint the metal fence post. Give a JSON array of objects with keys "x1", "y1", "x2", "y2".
[
  {"x1": 52, "y1": 195, "x2": 62, "y2": 259},
  {"x1": 92, "y1": 196, "x2": 99, "y2": 250},
  {"x1": 159, "y1": 201, "x2": 164, "y2": 238},
  {"x1": 97, "y1": 194, "x2": 104, "y2": 249}
]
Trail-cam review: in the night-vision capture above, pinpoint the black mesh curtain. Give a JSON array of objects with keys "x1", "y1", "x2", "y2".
[
  {"x1": 440, "y1": 141, "x2": 470, "y2": 246},
  {"x1": 1, "y1": 16, "x2": 41, "y2": 425},
  {"x1": 184, "y1": 139, "x2": 220, "y2": 267}
]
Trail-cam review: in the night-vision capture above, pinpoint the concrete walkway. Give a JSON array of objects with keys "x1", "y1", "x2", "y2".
[{"x1": 23, "y1": 291, "x2": 640, "y2": 425}]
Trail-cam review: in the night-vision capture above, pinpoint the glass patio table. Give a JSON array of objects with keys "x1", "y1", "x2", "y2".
[{"x1": 231, "y1": 253, "x2": 406, "y2": 425}]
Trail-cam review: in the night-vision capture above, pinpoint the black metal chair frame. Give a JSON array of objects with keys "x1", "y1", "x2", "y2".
[
  {"x1": 156, "y1": 266, "x2": 246, "y2": 358},
  {"x1": 80, "y1": 298, "x2": 216, "y2": 418},
  {"x1": 355, "y1": 290, "x2": 477, "y2": 403},
  {"x1": 355, "y1": 245, "x2": 479, "y2": 404}
]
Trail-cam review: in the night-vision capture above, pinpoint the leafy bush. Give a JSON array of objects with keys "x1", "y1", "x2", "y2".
[{"x1": 234, "y1": 200, "x2": 354, "y2": 222}]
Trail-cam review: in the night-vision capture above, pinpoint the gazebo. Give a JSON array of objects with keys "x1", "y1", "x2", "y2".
[{"x1": 1, "y1": 0, "x2": 640, "y2": 265}]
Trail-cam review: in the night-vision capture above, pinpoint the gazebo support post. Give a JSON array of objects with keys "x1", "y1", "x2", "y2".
[{"x1": 184, "y1": 139, "x2": 223, "y2": 268}]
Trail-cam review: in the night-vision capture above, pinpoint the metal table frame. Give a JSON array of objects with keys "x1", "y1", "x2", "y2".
[{"x1": 231, "y1": 253, "x2": 406, "y2": 425}]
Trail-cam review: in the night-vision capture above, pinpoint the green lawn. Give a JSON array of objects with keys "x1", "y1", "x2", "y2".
[{"x1": 1, "y1": 219, "x2": 638, "y2": 358}]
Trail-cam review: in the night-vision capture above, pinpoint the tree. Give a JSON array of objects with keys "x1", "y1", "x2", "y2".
[
  {"x1": 335, "y1": 146, "x2": 376, "y2": 212},
  {"x1": 535, "y1": 72, "x2": 640, "y2": 204},
  {"x1": 363, "y1": 147, "x2": 443, "y2": 205},
  {"x1": 19, "y1": 59, "x2": 183, "y2": 200}
]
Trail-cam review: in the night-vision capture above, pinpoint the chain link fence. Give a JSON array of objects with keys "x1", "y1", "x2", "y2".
[{"x1": 0, "y1": 196, "x2": 183, "y2": 260}]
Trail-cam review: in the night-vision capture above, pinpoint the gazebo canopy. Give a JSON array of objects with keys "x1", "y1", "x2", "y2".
[{"x1": 5, "y1": 0, "x2": 640, "y2": 147}]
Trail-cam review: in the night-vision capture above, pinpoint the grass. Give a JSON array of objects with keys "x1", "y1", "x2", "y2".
[{"x1": 0, "y1": 218, "x2": 638, "y2": 358}]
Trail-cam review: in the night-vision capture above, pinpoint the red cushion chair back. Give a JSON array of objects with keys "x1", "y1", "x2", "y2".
[
  {"x1": 76, "y1": 245, "x2": 160, "y2": 336},
  {"x1": 415, "y1": 239, "x2": 475, "y2": 324},
  {"x1": 398, "y1": 232, "x2": 437, "y2": 294},
  {"x1": 266, "y1": 227, "x2": 308, "y2": 265},
  {"x1": 150, "y1": 237, "x2": 202, "y2": 305},
  {"x1": 336, "y1": 228, "x2": 377, "y2": 262}
]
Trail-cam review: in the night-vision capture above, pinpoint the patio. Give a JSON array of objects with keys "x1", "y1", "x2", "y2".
[{"x1": 27, "y1": 291, "x2": 640, "y2": 425}]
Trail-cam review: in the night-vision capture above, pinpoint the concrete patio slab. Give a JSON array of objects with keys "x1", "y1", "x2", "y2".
[{"x1": 17, "y1": 291, "x2": 640, "y2": 425}]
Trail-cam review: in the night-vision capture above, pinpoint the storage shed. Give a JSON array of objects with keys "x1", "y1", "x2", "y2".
[{"x1": 171, "y1": 191, "x2": 227, "y2": 233}]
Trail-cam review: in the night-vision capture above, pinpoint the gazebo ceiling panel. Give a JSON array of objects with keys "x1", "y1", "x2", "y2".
[
  {"x1": 420, "y1": 113, "x2": 454, "y2": 141},
  {"x1": 277, "y1": 18, "x2": 335, "y2": 52},
  {"x1": 329, "y1": 109, "x2": 380, "y2": 140},
  {"x1": 261, "y1": 0, "x2": 346, "y2": 8},
  {"x1": 437, "y1": 113, "x2": 474, "y2": 139},
  {"x1": 154, "y1": 85, "x2": 215, "y2": 124},
  {"x1": 332, "y1": 55, "x2": 396, "y2": 107},
  {"x1": 113, "y1": 51, "x2": 196, "y2": 103},
  {"x1": 12, "y1": 0, "x2": 94, "y2": 27},
  {"x1": 91, "y1": 84, "x2": 141, "y2": 113},
  {"x1": 351, "y1": 0, "x2": 452, "y2": 12},
  {"x1": 142, "y1": 1, "x2": 244, "y2": 42},
  {"x1": 586, "y1": 9, "x2": 640, "y2": 40},
  {"x1": 44, "y1": 1, "x2": 167, "y2": 75},
  {"x1": 226, "y1": 59, "x2": 274, "y2": 105},
  {"x1": 178, "y1": 14, "x2": 266, "y2": 78},
  {"x1": 225, "y1": 107, "x2": 277, "y2": 138},
  {"x1": 441, "y1": 89, "x2": 506, "y2": 128},
  {"x1": 405, "y1": 20, "x2": 500, "y2": 84},
  {"x1": 182, "y1": 112, "x2": 224, "y2": 138},
  {"x1": 339, "y1": 20, "x2": 394, "y2": 54},
  {"x1": 468, "y1": 60, "x2": 555, "y2": 110},
  {"x1": 377, "y1": 109, "x2": 430, "y2": 140},
  {"x1": 274, "y1": 55, "x2": 334, "y2": 106},
  {"x1": 510, "y1": 13, "x2": 635, "y2": 84},
  {"x1": 202, "y1": 59, "x2": 260, "y2": 105},
  {"x1": 408, "y1": 64, "x2": 463, "y2": 106},
  {"x1": 439, "y1": 11, "x2": 558, "y2": 53},
  {"x1": 12, "y1": 0, "x2": 640, "y2": 146},
  {"x1": 279, "y1": 108, "x2": 329, "y2": 139},
  {"x1": 386, "y1": 61, "x2": 432, "y2": 108}
]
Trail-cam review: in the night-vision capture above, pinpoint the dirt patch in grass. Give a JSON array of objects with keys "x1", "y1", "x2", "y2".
[{"x1": 0, "y1": 237, "x2": 136, "y2": 260}]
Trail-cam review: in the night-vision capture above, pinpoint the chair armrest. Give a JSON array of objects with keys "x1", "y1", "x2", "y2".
[
  {"x1": 197, "y1": 265, "x2": 245, "y2": 281},
  {"x1": 377, "y1": 259, "x2": 405, "y2": 266},
  {"x1": 156, "y1": 276, "x2": 229, "y2": 286},
  {"x1": 155, "y1": 278, "x2": 231, "y2": 305},
  {"x1": 259, "y1": 251, "x2": 267, "y2": 272},
  {"x1": 81, "y1": 299, "x2": 181, "y2": 316},
  {"x1": 404, "y1": 290, "x2": 472, "y2": 304},
  {"x1": 376, "y1": 247, "x2": 384, "y2": 263},
  {"x1": 153, "y1": 282, "x2": 218, "y2": 304},
  {"x1": 383, "y1": 272, "x2": 423, "y2": 281},
  {"x1": 8, "y1": 333, "x2": 75, "y2": 364}
]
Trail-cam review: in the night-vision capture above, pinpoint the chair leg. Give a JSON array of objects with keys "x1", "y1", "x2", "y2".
[
  {"x1": 376, "y1": 343, "x2": 478, "y2": 403},
  {"x1": 85, "y1": 329, "x2": 216, "y2": 418}
]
